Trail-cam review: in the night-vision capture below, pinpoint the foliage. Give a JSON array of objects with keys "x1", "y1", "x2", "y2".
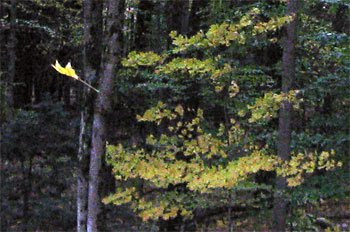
[
  {"x1": 168, "y1": 7, "x2": 292, "y2": 52},
  {"x1": 105, "y1": 101, "x2": 340, "y2": 221},
  {"x1": 104, "y1": 1, "x2": 348, "y2": 228},
  {"x1": 122, "y1": 51, "x2": 163, "y2": 67},
  {"x1": 246, "y1": 90, "x2": 302, "y2": 123}
]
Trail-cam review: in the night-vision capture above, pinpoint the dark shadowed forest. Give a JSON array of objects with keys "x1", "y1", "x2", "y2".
[{"x1": 0, "y1": 0, "x2": 349, "y2": 231}]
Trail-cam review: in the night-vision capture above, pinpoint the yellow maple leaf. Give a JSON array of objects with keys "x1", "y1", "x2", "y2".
[
  {"x1": 51, "y1": 60, "x2": 99, "y2": 93},
  {"x1": 51, "y1": 60, "x2": 79, "y2": 80},
  {"x1": 65, "y1": 62, "x2": 79, "y2": 79}
]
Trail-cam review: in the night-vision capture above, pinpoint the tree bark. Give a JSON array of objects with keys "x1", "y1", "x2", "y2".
[
  {"x1": 7, "y1": 0, "x2": 16, "y2": 108},
  {"x1": 273, "y1": 1, "x2": 298, "y2": 231},
  {"x1": 180, "y1": 0, "x2": 190, "y2": 35},
  {"x1": 87, "y1": 0, "x2": 123, "y2": 231},
  {"x1": 77, "y1": 111, "x2": 89, "y2": 232},
  {"x1": 77, "y1": 0, "x2": 103, "y2": 231},
  {"x1": 0, "y1": 0, "x2": 5, "y2": 230},
  {"x1": 135, "y1": 0, "x2": 154, "y2": 50},
  {"x1": 165, "y1": 0, "x2": 183, "y2": 48},
  {"x1": 189, "y1": 0, "x2": 209, "y2": 35}
]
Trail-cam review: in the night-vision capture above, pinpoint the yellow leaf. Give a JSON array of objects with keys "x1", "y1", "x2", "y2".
[
  {"x1": 51, "y1": 60, "x2": 79, "y2": 80},
  {"x1": 51, "y1": 61, "x2": 99, "y2": 92},
  {"x1": 64, "y1": 62, "x2": 79, "y2": 79}
]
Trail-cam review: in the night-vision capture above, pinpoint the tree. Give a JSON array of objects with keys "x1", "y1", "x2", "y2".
[
  {"x1": 0, "y1": 3, "x2": 6, "y2": 230},
  {"x1": 273, "y1": 1, "x2": 298, "y2": 230},
  {"x1": 77, "y1": 0, "x2": 102, "y2": 231},
  {"x1": 6, "y1": 0, "x2": 16, "y2": 108},
  {"x1": 134, "y1": 0, "x2": 154, "y2": 50},
  {"x1": 104, "y1": 3, "x2": 341, "y2": 230},
  {"x1": 180, "y1": 0, "x2": 190, "y2": 35},
  {"x1": 87, "y1": 0, "x2": 124, "y2": 231},
  {"x1": 164, "y1": 0, "x2": 188, "y2": 48}
]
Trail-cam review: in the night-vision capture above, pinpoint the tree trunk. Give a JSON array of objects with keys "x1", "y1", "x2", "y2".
[
  {"x1": 189, "y1": 0, "x2": 209, "y2": 35},
  {"x1": 135, "y1": 0, "x2": 154, "y2": 50},
  {"x1": 87, "y1": 0, "x2": 123, "y2": 231},
  {"x1": 0, "y1": 0, "x2": 5, "y2": 230},
  {"x1": 78, "y1": 0, "x2": 103, "y2": 231},
  {"x1": 153, "y1": 2, "x2": 165, "y2": 53},
  {"x1": 165, "y1": 0, "x2": 183, "y2": 48},
  {"x1": 273, "y1": 1, "x2": 298, "y2": 231},
  {"x1": 22, "y1": 157, "x2": 33, "y2": 232},
  {"x1": 7, "y1": 0, "x2": 16, "y2": 108},
  {"x1": 77, "y1": 113, "x2": 89, "y2": 232},
  {"x1": 180, "y1": 0, "x2": 190, "y2": 35}
]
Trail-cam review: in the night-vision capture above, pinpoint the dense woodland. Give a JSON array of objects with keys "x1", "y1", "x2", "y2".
[{"x1": 0, "y1": 0, "x2": 349, "y2": 231}]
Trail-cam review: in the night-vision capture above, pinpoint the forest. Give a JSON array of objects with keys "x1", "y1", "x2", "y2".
[{"x1": 0, "y1": 0, "x2": 349, "y2": 231}]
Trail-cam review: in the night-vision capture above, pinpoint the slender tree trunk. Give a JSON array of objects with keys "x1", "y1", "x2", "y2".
[
  {"x1": 0, "y1": 155, "x2": 4, "y2": 232},
  {"x1": 273, "y1": 1, "x2": 298, "y2": 231},
  {"x1": 78, "y1": 1, "x2": 103, "y2": 231},
  {"x1": 165, "y1": 0, "x2": 183, "y2": 48},
  {"x1": 0, "y1": 0, "x2": 5, "y2": 230},
  {"x1": 87, "y1": 0, "x2": 123, "y2": 231},
  {"x1": 135, "y1": 0, "x2": 154, "y2": 50},
  {"x1": 188, "y1": 0, "x2": 209, "y2": 35},
  {"x1": 154, "y1": 1, "x2": 165, "y2": 53},
  {"x1": 22, "y1": 157, "x2": 32, "y2": 232},
  {"x1": 7, "y1": 0, "x2": 16, "y2": 108},
  {"x1": 77, "y1": 111, "x2": 88, "y2": 232},
  {"x1": 77, "y1": 109, "x2": 94, "y2": 232},
  {"x1": 180, "y1": 0, "x2": 190, "y2": 35}
]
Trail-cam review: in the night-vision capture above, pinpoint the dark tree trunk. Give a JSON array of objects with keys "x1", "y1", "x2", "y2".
[
  {"x1": 0, "y1": 2, "x2": 5, "y2": 232},
  {"x1": 135, "y1": 0, "x2": 154, "y2": 50},
  {"x1": 78, "y1": 0, "x2": 103, "y2": 231},
  {"x1": 7, "y1": 0, "x2": 16, "y2": 108},
  {"x1": 273, "y1": 0, "x2": 298, "y2": 231},
  {"x1": 165, "y1": 0, "x2": 183, "y2": 48},
  {"x1": 87, "y1": 0, "x2": 123, "y2": 231},
  {"x1": 180, "y1": 0, "x2": 190, "y2": 35},
  {"x1": 189, "y1": 0, "x2": 209, "y2": 35},
  {"x1": 161, "y1": 0, "x2": 191, "y2": 49}
]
